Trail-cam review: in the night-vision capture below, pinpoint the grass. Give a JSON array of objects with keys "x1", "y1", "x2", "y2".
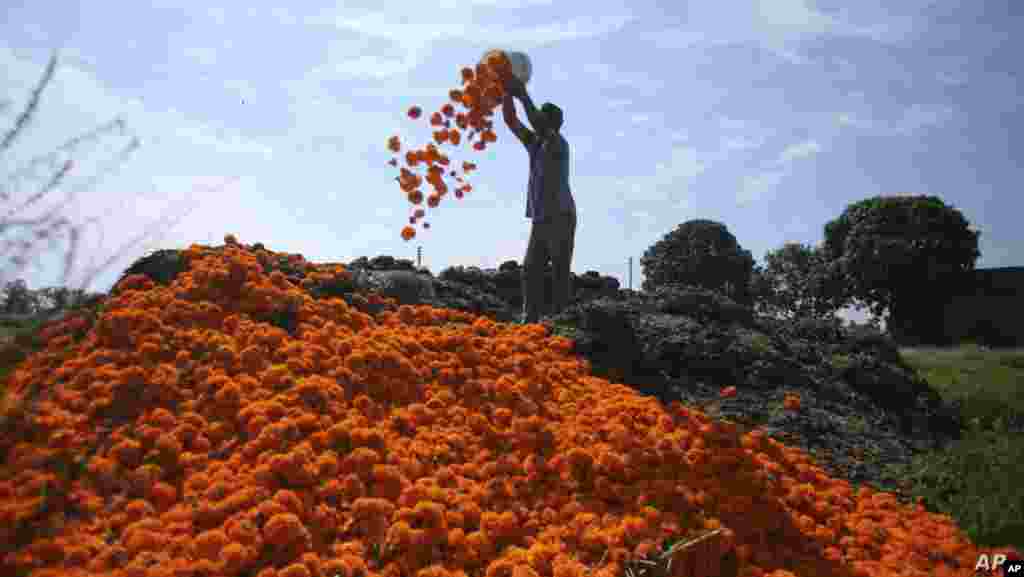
[{"x1": 889, "y1": 343, "x2": 1024, "y2": 552}]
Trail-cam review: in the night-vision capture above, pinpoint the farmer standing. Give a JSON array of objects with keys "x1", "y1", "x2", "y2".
[{"x1": 501, "y1": 75, "x2": 577, "y2": 324}]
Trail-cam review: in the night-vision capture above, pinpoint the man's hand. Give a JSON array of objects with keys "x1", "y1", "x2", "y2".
[{"x1": 505, "y1": 75, "x2": 526, "y2": 100}]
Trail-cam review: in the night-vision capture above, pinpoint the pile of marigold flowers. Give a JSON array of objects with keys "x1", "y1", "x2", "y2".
[
  {"x1": 0, "y1": 234, "x2": 1019, "y2": 577},
  {"x1": 390, "y1": 51, "x2": 511, "y2": 242}
]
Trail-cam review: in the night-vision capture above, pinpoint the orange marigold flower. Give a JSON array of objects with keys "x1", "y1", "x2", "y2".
[
  {"x1": 263, "y1": 513, "x2": 309, "y2": 547},
  {"x1": 279, "y1": 563, "x2": 311, "y2": 577}
]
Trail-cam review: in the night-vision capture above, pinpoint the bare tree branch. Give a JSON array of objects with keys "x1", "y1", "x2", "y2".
[
  {"x1": 2, "y1": 117, "x2": 124, "y2": 200},
  {"x1": 0, "y1": 49, "x2": 208, "y2": 316},
  {"x1": 1, "y1": 51, "x2": 58, "y2": 152}
]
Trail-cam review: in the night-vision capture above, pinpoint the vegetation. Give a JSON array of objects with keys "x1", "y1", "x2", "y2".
[
  {"x1": 754, "y1": 242, "x2": 846, "y2": 322},
  {"x1": 823, "y1": 195, "x2": 981, "y2": 345},
  {"x1": 882, "y1": 344, "x2": 1024, "y2": 552},
  {"x1": 640, "y1": 219, "x2": 755, "y2": 305}
]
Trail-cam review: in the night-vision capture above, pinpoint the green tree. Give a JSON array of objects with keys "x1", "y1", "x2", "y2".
[
  {"x1": 640, "y1": 219, "x2": 755, "y2": 304},
  {"x1": 823, "y1": 194, "x2": 980, "y2": 344},
  {"x1": 1, "y1": 279, "x2": 36, "y2": 315},
  {"x1": 757, "y1": 242, "x2": 846, "y2": 321}
]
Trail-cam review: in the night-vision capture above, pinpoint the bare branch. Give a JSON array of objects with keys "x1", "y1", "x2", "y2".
[
  {"x1": 71, "y1": 192, "x2": 201, "y2": 291},
  {"x1": 2, "y1": 117, "x2": 123, "y2": 196},
  {"x1": 1, "y1": 51, "x2": 58, "y2": 152},
  {"x1": 64, "y1": 134, "x2": 138, "y2": 194},
  {"x1": 4, "y1": 159, "x2": 74, "y2": 221}
]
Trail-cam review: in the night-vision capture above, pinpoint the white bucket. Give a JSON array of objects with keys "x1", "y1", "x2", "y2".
[{"x1": 481, "y1": 50, "x2": 532, "y2": 84}]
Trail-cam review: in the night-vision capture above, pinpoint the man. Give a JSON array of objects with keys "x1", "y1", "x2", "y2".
[{"x1": 502, "y1": 75, "x2": 577, "y2": 324}]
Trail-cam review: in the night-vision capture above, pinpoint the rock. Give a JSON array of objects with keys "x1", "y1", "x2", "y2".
[
  {"x1": 346, "y1": 256, "x2": 622, "y2": 319},
  {"x1": 358, "y1": 270, "x2": 437, "y2": 306},
  {"x1": 117, "y1": 248, "x2": 189, "y2": 287}
]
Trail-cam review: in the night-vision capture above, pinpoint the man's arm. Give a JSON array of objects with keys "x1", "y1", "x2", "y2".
[
  {"x1": 502, "y1": 92, "x2": 535, "y2": 148},
  {"x1": 507, "y1": 76, "x2": 548, "y2": 134}
]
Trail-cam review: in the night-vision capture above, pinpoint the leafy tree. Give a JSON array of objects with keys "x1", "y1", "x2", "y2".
[
  {"x1": 1, "y1": 279, "x2": 36, "y2": 315},
  {"x1": 640, "y1": 219, "x2": 755, "y2": 304},
  {"x1": 34, "y1": 285, "x2": 94, "y2": 313},
  {"x1": 756, "y1": 242, "x2": 847, "y2": 321},
  {"x1": 823, "y1": 194, "x2": 980, "y2": 344}
]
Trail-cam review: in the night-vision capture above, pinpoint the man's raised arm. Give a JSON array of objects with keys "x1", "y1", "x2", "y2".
[
  {"x1": 519, "y1": 90, "x2": 549, "y2": 135},
  {"x1": 502, "y1": 91, "x2": 534, "y2": 148}
]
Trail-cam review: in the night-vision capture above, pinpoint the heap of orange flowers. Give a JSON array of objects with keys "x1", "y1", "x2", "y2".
[
  {"x1": 390, "y1": 52, "x2": 511, "y2": 242},
  {"x1": 0, "y1": 234, "x2": 1018, "y2": 577}
]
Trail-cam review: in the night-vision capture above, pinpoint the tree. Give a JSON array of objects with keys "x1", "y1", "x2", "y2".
[
  {"x1": 1, "y1": 50, "x2": 202, "y2": 324},
  {"x1": 640, "y1": 219, "x2": 755, "y2": 304},
  {"x1": 823, "y1": 194, "x2": 980, "y2": 344},
  {"x1": 756, "y1": 242, "x2": 847, "y2": 321},
  {"x1": 1, "y1": 279, "x2": 36, "y2": 315}
]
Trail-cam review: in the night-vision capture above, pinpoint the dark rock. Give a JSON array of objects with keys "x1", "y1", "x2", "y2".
[{"x1": 118, "y1": 248, "x2": 189, "y2": 287}]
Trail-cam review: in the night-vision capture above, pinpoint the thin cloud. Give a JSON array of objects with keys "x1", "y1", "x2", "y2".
[
  {"x1": 737, "y1": 170, "x2": 784, "y2": 207},
  {"x1": 655, "y1": 0, "x2": 914, "y2": 64},
  {"x1": 722, "y1": 135, "x2": 764, "y2": 151},
  {"x1": 836, "y1": 104, "x2": 954, "y2": 134},
  {"x1": 777, "y1": 139, "x2": 820, "y2": 164},
  {"x1": 896, "y1": 103, "x2": 954, "y2": 134},
  {"x1": 319, "y1": 8, "x2": 635, "y2": 79},
  {"x1": 736, "y1": 139, "x2": 820, "y2": 207}
]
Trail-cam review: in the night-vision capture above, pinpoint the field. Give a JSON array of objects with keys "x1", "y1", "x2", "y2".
[{"x1": 889, "y1": 344, "x2": 1024, "y2": 551}]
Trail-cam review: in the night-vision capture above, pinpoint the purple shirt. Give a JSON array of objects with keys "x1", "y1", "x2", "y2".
[{"x1": 526, "y1": 133, "x2": 575, "y2": 222}]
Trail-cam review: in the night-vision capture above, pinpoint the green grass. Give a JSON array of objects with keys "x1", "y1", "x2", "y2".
[{"x1": 891, "y1": 344, "x2": 1024, "y2": 552}]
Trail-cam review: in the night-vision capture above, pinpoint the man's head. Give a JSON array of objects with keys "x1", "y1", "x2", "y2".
[{"x1": 540, "y1": 102, "x2": 563, "y2": 136}]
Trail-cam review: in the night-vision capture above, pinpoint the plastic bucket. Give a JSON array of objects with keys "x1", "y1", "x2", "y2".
[{"x1": 481, "y1": 50, "x2": 532, "y2": 84}]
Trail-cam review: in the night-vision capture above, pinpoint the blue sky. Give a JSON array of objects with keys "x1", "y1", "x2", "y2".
[{"x1": 1, "y1": 1, "x2": 1021, "y2": 326}]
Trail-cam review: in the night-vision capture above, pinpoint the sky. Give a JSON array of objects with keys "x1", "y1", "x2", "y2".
[{"x1": 1, "y1": 0, "x2": 1021, "y2": 327}]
